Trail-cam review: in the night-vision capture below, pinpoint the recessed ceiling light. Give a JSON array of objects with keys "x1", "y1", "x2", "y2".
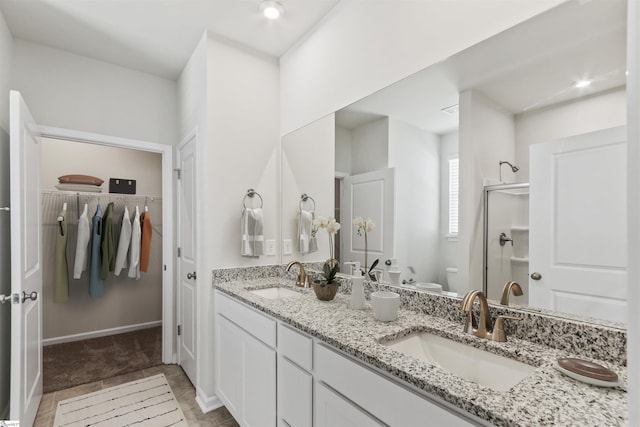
[
  {"x1": 260, "y1": 0, "x2": 284, "y2": 20},
  {"x1": 575, "y1": 79, "x2": 592, "y2": 89}
]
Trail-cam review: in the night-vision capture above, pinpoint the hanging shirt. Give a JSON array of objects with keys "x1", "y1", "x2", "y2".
[
  {"x1": 114, "y1": 206, "x2": 132, "y2": 276},
  {"x1": 89, "y1": 204, "x2": 104, "y2": 297},
  {"x1": 140, "y1": 210, "x2": 152, "y2": 272},
  {"x1": 53, "y1": 208, "x2": 69, "y2": 303},
  {"x1": 128, "y1": 207, "x2": 141, "y2": 280},
  {"x1": 101, "y1": 202, "x2": 116, "y2": 280},
  {"x1": 73, "y1": 204, "x2": 90, "y2": 279}
]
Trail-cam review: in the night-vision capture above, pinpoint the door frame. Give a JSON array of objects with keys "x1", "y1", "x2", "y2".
[{"x1": 37, "y1": 125, "x2": 175, "y2": 363}]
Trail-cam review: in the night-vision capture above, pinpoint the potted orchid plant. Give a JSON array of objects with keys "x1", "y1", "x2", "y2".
[
  {"x1": 353, "y1": 216, "x2": 379, "y2": 280},
  {"x1": 310, "y1": 216, "x2": 341, "y2": 300}
]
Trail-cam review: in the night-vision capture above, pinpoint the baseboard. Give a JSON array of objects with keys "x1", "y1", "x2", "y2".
[
  {"x1": 43, "y1": 320, "x2": 162, "y2": 346},
  {"x1": 195, "y1": 389, "x2": 223, "y2": 414}
]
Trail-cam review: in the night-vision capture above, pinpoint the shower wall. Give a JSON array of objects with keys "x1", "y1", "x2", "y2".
[{"x1": 485, "y1": 185, "x2": 529, "y2": 304}]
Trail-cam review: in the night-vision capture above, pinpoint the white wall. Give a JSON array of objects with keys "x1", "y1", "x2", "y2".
[
  {"x1": 351, "y1": 118, "x2": 388, "y2": 175},
  {"x1": 515, "y1": 89, "x2": 627, "y2": 180},
  {"x1": 11, "y1": 39, "x2": 178, "y2": 146},
  {"x1": 438, "y1": 131, "x2": 458, "y2": 290},
  {"x1": 282, "y1": 113, "x2": 335, "y2": 265},
  {"x1": 458, "y1": 90, "x2": 515, "y2": 293},
  {"x1": 388, "y1": 119, "x2": 439, "y2": 284},
  {"x1": 280, "y1": 1, "x2": 562, "y2": 135},
  {"x1": 0, "y1": 7, "x2": 11, "y2": 418},
  {"x1": 194, "y1": 33, "x2": 280, "y2": 406},
  {"x1": 335, "y1": 125, "x2": 352, "y2": 175}
]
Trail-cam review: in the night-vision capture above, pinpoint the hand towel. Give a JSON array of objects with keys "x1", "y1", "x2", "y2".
[
  {"x1": 73, "y1": 204, "x2": 90, "y2": 279},
  {"x1": 241, "y1": 208, "x2": 264, "y2": 257},
  {"x1": 298, "y1": 209, "x2": 315, "y2": 254},
  {"x1": 114, "y1": 206, "x2": 132, "y2": 276},
  {"x1": 140, "y1": 211, "x2": 152, "y2": 272}
]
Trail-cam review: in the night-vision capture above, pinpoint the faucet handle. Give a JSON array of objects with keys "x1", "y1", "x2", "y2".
[{"x1": 491, "y1": 315, "x2": 522, "y2": 342}]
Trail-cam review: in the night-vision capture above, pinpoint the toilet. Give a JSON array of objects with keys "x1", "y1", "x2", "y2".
[{"x1": 446, "y1": 267, "x2": 458, "y2": 292}]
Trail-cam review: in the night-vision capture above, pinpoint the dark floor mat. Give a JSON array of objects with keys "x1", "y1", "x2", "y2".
[{"x1": 43, "y1": 326, "x2": 162, "y2": 393}]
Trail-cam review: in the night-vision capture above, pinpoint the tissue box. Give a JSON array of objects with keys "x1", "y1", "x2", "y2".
[{"x1": 109, "y1": 178, "x2": 136, "y2": 194}]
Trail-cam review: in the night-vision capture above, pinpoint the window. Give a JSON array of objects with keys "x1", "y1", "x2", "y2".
[{"x1": 448, "y1": 157, "x2": 459, "y2": 235}]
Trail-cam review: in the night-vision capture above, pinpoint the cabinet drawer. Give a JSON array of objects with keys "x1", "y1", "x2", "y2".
[
  {"x1": 278, "y1": 323, "x2": 313, "y2": 371},
  {"x1": 315, "y1": 344, "x2": 473, "y2": 426},
  {"x1": 215, "y1": 291, "x2": 276, "y2": 348},
  {"x1": 278, "y1": 356, "x2": 312, "y2": 427}
]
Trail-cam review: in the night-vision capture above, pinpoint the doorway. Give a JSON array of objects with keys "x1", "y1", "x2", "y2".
[{"x1": 38, "y1": 126, "x2": 175, "y2": 366}]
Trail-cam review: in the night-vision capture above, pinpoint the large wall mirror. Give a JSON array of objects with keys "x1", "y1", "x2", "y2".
[{"x1": 281, "y1": 0, "x2": 627, "y2": 325}]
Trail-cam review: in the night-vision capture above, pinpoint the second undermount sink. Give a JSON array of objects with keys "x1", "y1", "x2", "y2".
[
  {"x1": 249, "y1": 287, "x2": 301, "y2": 300},
  {"x1": 383, "y1": 332, "x2": 536, "y2": 391}
]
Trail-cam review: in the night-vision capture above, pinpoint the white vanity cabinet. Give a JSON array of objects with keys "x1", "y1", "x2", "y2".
[
  {"x1": 215, "y1": 292, "x2": 277, "y2": 427},
  {"x1": 214, "y1": 290, "x2": 476, "y2": 427},
  {"x1": 277, "y1": 323, "x2": 313, "y2": 427}
]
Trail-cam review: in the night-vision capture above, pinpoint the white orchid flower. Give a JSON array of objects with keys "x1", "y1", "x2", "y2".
[
  {"x1": 364, "y1": 218, "x2": 375, "y2": 233},
  {"x1": 326, "y1": 218, "x2": 341, "y2": 234}
]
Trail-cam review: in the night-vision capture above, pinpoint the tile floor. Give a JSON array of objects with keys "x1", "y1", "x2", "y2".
[{"x1": 34, "y1": 364, "x2": 240, "y2": 427}]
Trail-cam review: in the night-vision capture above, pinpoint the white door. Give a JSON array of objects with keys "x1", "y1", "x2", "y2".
[
  {"x1": 9, "y1": 90, "x2": 43, "y2": 425},
  {"x1": 176, "y1": 131, "x2": 197, "y2": 384},
  {"x1": 529, "y1": 126, "x2": 627, "y2": 323},
  {"x1": 342, "y1": 169, "x2": 394, "y2": 277}
]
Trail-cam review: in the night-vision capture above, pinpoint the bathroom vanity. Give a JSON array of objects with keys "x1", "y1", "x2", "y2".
[{"x1": 213, "y1": 269, "x2": 627, "y2": 427}]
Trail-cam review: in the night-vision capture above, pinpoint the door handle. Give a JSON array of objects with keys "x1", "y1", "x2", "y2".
[
  {"x1": 187, "y1": 272, "x2": 197, "y2": 280},
  {"x1": 21, "y1": 291, "x2": 38, "y2": 303},
  {"x1": 530, "y1": 272, "x2": 542, "y2": 280}
]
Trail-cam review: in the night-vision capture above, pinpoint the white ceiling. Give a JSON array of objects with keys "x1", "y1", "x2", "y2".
[
  {"x1": 336, "y1": 0, "x2": 627, "y2": 135},
  {"x1": 0, "y1": 0, "x2": 340, "y2": 79}
]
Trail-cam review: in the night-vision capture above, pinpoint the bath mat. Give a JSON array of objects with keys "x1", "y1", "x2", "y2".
[{"x1": 53, "y1": 374, "x2": 187, "y2": 427}]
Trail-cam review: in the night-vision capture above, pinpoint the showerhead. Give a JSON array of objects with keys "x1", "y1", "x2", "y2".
[{"x1": 499, "y1": 161, "x2": 519, "y2": 173}]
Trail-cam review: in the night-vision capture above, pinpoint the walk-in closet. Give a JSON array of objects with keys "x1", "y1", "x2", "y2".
[{"x1": 40, "y1": 137, "x2": 164, "y2": 392}]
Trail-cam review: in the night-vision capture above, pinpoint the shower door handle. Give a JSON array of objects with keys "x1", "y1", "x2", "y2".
[{"x1": 530, "y1": 272, "x2": 542, "y2": 280}]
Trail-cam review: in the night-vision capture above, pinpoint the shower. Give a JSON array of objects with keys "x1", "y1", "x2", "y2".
[{"x1": 499, "y1": 160, "x2": 519, "y2": 182}]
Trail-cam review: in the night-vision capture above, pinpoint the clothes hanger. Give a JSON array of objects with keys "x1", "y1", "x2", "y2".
[{"x1": 57, "y1": 202, "x2": 67, "y2": 236}]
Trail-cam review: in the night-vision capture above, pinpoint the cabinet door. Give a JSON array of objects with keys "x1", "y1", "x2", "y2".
[
  {"x1": 278, "y1": 357, "x2": 312, "y2": 427},
  {"x1": 243, "y1": 333, "x2": 277, "y2": 427},
  {"x1": 217, "y1": 315, "x2": 243, "y2": 418},
  {"x1": 314, "y1": 383, "x2": 382, "y2": 427}
]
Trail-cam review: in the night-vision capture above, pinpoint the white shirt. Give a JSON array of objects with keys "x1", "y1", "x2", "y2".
[
  {"x1": 114, "y1": 206, "x2": 132, "y2": 276},
  {"x1": 73, "y1": 204, "x2": 90, "y2": 279},
  {"x1": 128, "y1": 207, "x2": 141, "y2": 280}
]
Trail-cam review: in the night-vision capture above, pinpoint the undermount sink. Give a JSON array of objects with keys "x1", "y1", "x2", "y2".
[
  {"x1": 383, "y1": 332, "x2": 536, "y2": 391},
  {"x1": 249, "y1": 287, "x2": 300, "y2": 300}
]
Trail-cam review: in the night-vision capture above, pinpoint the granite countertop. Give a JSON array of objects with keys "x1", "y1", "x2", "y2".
[{"x1": 213, "y1": 278, "x2": 628, "y2": 427}]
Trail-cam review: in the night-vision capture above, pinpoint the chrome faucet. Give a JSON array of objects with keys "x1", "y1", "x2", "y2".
[
  {"x1": 459, "y1": 290, "x2": 521, "y2": 342},
  {"x1": 500, "y1": 281, "x2": 523, "y2": 305},
  {"x1": 286, "y1": 261, "x2": 308, "y2": 287}
]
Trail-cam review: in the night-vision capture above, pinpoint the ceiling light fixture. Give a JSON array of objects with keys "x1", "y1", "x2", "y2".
[
  {"x1": 260, "y1": 0, "x2": 284, "y2": 20},
  {"x1": 575, "y1": 79, "x2": 592, "y2": 89}
]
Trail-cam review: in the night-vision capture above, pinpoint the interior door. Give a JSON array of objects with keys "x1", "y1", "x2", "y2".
[
  {"x1": 9, "y1": 90, "x2": 43, "y2": 425},
  {"x1": 177, "y1": 131, "x2": 197, "y2": 384},
  {"x1": 529, "y1": 126, "x2": 627, "y2": 323},
  {"x1": 342, "y1": 168, "x2": 394, "y2": 277}
]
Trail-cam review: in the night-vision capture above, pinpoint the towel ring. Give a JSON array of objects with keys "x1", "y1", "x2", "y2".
[
  {"x1": 243, "y1": 189, "x2": 263, "y2": 209},
  {"x1": 299, "y1": 193, "x2": 316, "y2": 212}
]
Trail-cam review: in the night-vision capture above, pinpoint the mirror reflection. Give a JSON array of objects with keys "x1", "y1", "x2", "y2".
[{"x1": 281, "y1": 0, "x2": 627, "y2": 325}]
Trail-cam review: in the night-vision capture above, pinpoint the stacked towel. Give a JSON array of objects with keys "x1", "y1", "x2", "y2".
[
  {"x1": 241, "y1": 208, "x2": 264, "y2": 257},
  {"x1": 298, "y1": 209, "x2": 317, "y2": 254}
]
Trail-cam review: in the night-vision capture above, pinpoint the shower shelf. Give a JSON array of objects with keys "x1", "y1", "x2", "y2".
[
  {"x1": 510, "y1": 256, "x2": 529, "y2": 263},
  {"x1": 510, "y1": 226, "x2": 529, "y2": 231}
]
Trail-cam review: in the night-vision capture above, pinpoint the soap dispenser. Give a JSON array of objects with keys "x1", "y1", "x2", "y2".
[
  {"x1": 388, "y1": 259, "x2": 401, "y2": 286},
  {"x1": 345, "y1": 261, "x2": 366, "y2": 310}
]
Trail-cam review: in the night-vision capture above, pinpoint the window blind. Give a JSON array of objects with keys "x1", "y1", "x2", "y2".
[{"x1": 448, "y1": 158, "x2": 459, "y2": 235}]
